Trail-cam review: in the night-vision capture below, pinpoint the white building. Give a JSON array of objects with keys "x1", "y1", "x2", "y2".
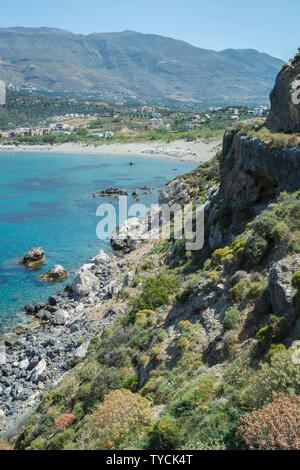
[
  {"x1": 226, "y1": 108, "x2": 239, "y2": 116},
  {"x1": 150, "y1": 118, "x2": 164, "y2": 127},
  {"x1": 253, "y1": 107, "x2": 263, "y2": 116}
]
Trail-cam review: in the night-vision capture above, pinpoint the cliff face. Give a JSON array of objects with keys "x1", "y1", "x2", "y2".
[
  {"x1": 220, "y1": 130, "x2": 300, "y2": 206},
  {"x1": 266, "y1": 53, "x2": 300, "y2": 132}
]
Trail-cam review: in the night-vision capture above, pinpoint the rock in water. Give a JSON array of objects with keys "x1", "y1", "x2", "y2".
[
  {"x1": 72, "y1": 267, "x2": 99, "y2": 297},
  {"x1": 39, "y1": 265, "x2": 69, "y2": 283},
  {"x1": 19, "y1": 247, "x2": 45, "y2": 269},
  {"x1": 266, "y1": 50, "x2": 300, "y2": 133},
  {"x1": 93, "y1": 187, "x2": 128, "y2": 198}
]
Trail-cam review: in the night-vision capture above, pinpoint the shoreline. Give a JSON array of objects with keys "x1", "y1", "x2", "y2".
[
  {"x1": 0, "y1": 173, "x2": 185, "y2": 435},
  {"x1": 0, "y1": 139, "x2": 222, "y2": 163},
  {"x1": 0, "y1": 147, "x2": 216, "y2": 436},
  {"x1": 0, "y1": 213, "x2": 165, "y2": 437}
]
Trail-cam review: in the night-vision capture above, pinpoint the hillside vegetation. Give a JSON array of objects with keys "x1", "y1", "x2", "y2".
[{"x1": 8, "y1": 143, "x2": 300, "y2": 450}]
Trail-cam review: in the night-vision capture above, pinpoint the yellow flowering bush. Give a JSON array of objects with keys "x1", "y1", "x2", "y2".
[{"x1": 88, "y1": 389, "x2": 151, "y2": 449}]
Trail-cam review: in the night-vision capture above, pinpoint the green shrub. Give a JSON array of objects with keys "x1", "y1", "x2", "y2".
[
  {"x1": 223, "y1": 309, "x2": 240, "y2": 330},
  {"x1": 147, "y1": 417, "x2": 181, "y2": 450},
  {"x1": 248, "y1": 282, "x2": 263, "y2": 299},
  {"x1": 123, "y1": 375, "x2": 139, "y2": 392},
  {"x1": 208, "y1": 270, "x2": 220, "y2": 283},
  {"x1": 271, "y1": 221, "x2": 288, "y2": 241},
  {"x1": 130, "y1": 276, "x2": 179, "y2": 319},
  {"x1": 239, "y1": 349, "x2": 300, "y2": 410},
  {"x1": 211, "y1": 246, "x2": 233, "y2": 267},
  {"x1": 86, "y1": 367, "x2": 125, "y2": 409},
  {"x1": 253, "y1": 212, "x2": 279, "y2": 238},
  {"x1": 230, "y1": 281, "x2": 248, "y2": 303},
  {"x1": 47, "y1": 430, "x2": 75, "y2": 450},
  {"x1": 256, "y1": 325, "x2": 273, "y2": 345},
  {"x1": 135, "y1": 309, "x2": 154, "y2": 328},
  {"x1": 291, "y1": 271, "x2": 300, "y2": 289},
  {"x1": 27, "y1": 437, "x2": 46, "y2": 450},
  {"x1": 266, "y1": 344, "x2": 286, "y2": 362},
  {"x1": 245, "y1": 237, "x2": 268, "y2": 265},
  {"x1": 78, "y1": 360, "x2": 99, "y2": 383}
]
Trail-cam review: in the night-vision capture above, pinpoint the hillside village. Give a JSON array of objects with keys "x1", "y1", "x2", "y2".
[{"x1": 0, "y1": 95, "x2": 269, "y2": 145}]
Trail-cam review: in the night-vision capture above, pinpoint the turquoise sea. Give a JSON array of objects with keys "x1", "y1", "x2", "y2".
[{"x1": 0, "y1": 151, "x2": 196, "y2": 332}]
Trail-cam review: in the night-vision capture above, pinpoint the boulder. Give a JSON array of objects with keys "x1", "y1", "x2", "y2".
[
  {"x1": 30, "y1": 358, "x2": 47, "y2": 384},
  {"x1": 19, "y1": 247, "x2": 45, "y2": 269},
  {"x1": 90, "y1": 249, "x2": 110, "y2": 265},
  {"x1": 268, "y1": 255, "x2": 300, "y2": 316},
  {"x1": 103, "y1": 281, "x2": 122, "y2": 297},
  {"x1": 39, "y1": 265, "x2": 69, "y2": 283},
  {"x1": 19, "y1": 358, "x2": 29, "y2": 370},
  {"x1": 266, "y1": 51, "x2": 300, "y2": 133},
  {"x1": 0, "y1": 341, "x2": 6, "y2": 365},
  {"x1": 72, "y1": 267, "x2": 99, "y2": 297},
  {"x1": 53, "y1": 310, "x2": 69, "y2": 326},
  {"x1": 74, "y1": 341, "x2": 89, "y2": 359},
  {"x1": 234, "y1": 270, "x2": 248, "y2": 284},
  {"x1": 0, "y1": 333, "x2": 18, "y2": 347},
  {"x1": 123, "y1": 271, "x2": 134, "y2": 287}
]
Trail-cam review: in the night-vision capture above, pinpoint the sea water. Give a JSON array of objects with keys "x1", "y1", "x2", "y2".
[{"x1": 0, "y1": 151, "x2": 196, "y2": 332}]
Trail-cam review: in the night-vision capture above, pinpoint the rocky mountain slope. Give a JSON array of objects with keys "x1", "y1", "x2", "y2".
[
  {"x1": 0, "y1": 27, "x2": 283, "y2": 105},
  {"x1": 267, "y1": 48, "x2": 300, "y2": 132},
  {"x1": 1, "y1": 52, "x2": 300, "y2": 451}
]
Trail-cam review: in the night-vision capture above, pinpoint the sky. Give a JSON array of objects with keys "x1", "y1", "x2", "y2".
[{"x1": 0, "y1": 0, "x2": 298, "y2": 60}]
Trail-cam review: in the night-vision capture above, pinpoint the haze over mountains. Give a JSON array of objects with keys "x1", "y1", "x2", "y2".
[{"x1": 0, "y1": 27, "x2": 284, "y2": 105}]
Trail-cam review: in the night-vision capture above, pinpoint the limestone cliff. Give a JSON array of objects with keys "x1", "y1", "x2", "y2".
[
  {"x1": 220, "y1": 130, "x2": 300, "y2": 206},
  {"x1": 266, "y1": 49, "x2": 300, "y2": 132}
]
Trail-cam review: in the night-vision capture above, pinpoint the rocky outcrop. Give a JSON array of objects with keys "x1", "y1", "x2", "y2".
[
  {"x1": 268, "y1": 255, "x2": 300, "y2": 317},
  {"x1": 266, "y1": 51, "x2": 300, "y2": 133},
  {"x1": 90, "y1": 249, "x2": 110, "y2": 265},
  {"x1": 220, "y1": 131, "x2": 300, "y2": 207},
  {"x1": 159, "y1": 180, "x2": 190, "y2": 206},
  {"x1": 39, "y1": 265, "x2": 69, "y2": 283},
  {"x1": 111, "y1": 215, "x2": 156, "y2": 253},
  {"x1": 19, "y1": 247, "x2": 45, "y2": 269},
  {"x1": 72, "y1": 266, "x2": 99, "y2": 297}
]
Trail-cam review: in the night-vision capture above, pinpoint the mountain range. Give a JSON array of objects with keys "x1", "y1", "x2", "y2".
[{"x1": 0, "y1": 27, "x2": 284, "y2": 105}]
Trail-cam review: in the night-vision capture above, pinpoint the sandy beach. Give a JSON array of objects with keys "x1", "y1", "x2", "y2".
[{"x1": 0, "y1": 139, "x2": 222, "y2": 162}]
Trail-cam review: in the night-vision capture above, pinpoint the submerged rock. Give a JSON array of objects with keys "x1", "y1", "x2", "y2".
[
  {"x1": 39, "y1": 265, "x2": 69, "y2": 283},
  {"x1": 19, "y1": 247, "x2": 45, "y2": 269},
  {"x1": 93, "y1": 187, "x2": 128, "y2": 198}
]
